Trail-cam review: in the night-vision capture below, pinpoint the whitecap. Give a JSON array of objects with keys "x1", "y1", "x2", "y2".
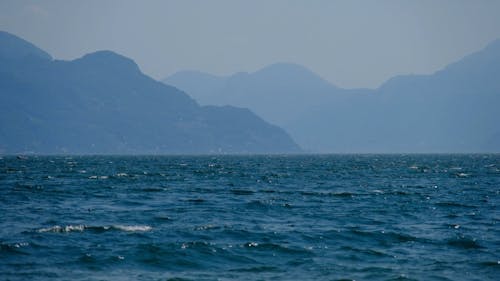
[
  {"x1": 88, "y1": 175, "x2": 108, "y2": 179},
  {"x1": 38, "y1": 225, "x2": 85, "y2": 233},
  {"x1": 115, "y1": 173, "x2": 128, "y2": 177},
  {"x1": 246, "y1": 242, "x2": 259, "y2": 247},
  {"x1": 37, "y1": 224, "x2": 151, "y2": 233},
  {"x1": 13, "y1": 242, "x2": 29, "y2": 248},
  {"x1": 112, "y1": 225, "x2": 152, "y2": 232},
  {"x1": 194, "y1": 224, "x2": 217, "y2": 231}
]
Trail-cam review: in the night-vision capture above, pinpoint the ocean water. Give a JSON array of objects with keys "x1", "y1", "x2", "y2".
[{"x1": 0, "y1": 155, "x2": 499, "y2": 280}]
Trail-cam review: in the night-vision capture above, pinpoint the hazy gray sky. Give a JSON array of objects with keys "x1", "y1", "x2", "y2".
[{"x1": 1, "y1": 0, "x2": 499, "y2": 88}]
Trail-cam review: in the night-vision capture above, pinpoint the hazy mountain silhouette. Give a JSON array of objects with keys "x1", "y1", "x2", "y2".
[
  {"x1": 0, "y1": 31, "x2": 52, "y2": 61},
  {"x1": 165, "y1": 63, "x2": 341, "y2": 125},
  {"x1": 164, "y1": 40, "x2": 500, "y2": 153},
  {"x1": 0, "y1": 31, "x2": 301, "y2": 154}
]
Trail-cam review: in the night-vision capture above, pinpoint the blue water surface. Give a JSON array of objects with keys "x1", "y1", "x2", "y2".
[{"x1": 0, "y1": 155, "x2": 499, "y2": 280}]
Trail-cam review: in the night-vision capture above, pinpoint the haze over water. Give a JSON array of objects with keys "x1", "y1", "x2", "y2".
[
  {"x1": 1, "y1": 155, "x2": 499, "y2": 280},
  {"x1": 1, "y1": 1, "x2": 500, "y2": 280}
]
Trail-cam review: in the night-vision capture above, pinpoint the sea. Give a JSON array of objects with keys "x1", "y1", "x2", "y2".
[{"x1": 0, "y1": 155, "x2": 498, "y2": 280}]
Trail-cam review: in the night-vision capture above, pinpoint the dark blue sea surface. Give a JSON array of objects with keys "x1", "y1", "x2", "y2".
[{"x1": 0, "y1": 155, "x2": 499, "y2": 280}]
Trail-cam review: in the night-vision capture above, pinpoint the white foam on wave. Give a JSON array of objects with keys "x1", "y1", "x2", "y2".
[
  {"x1": 88, "y1": 175, "x2": 109, "y2": 179},
  {"x1": 113, "y1": 225, "x2": 152, "y2": 232},
  {"x1": 246, "y1": 242, "x2": 259, "y2": 247},
  {"x1": 37, "y1": 224, "x2": 152, "y2": 233},
  {"x1": 38, "y1": 225, "x2": 85, "y2": 233},
  {"x1": 13, "y1": 242, "x2": 29, "y2": 248}
]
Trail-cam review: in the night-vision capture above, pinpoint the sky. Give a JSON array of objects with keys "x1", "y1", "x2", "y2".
[{"x1": 1, "y1": 0, "x2": 500, "y2": 88}]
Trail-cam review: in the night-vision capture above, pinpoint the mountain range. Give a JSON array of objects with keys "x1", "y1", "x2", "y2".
[
  {"x1": 165, "y1": 40, "x2": 500, "y2": 153},
  {"x1": 0, "y1": 31, "x2": 300, "y2": 154}
]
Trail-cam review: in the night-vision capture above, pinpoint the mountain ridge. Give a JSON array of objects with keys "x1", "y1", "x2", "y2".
[
  {"x1": 0, "y1": 31, "x2": 52, "y2": 61},
  {"x1": 164, "y1": 38, "x2": 500, "y2": 153},
  {"x1": 0, "y1": 31, "x2": 301, "y2": 154}
]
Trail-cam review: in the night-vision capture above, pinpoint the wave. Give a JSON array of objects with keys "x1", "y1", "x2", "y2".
[
  {"x1": 322, "y1": 229, "x2": 423, "y2": 246},
  {"x1": 38, "y1": 225, "x2": 85, "y2": 233},
  {"x1": 435, "y1": 201, "x2": 476, "y2": 208},
  {"x1": 87, "y1": 175, "x2": 109, "y2": 180},
  {"x1": 230, "y1": 189, "x2": 255, "y2": 195},
  {"x1": 37, "y1": 224, "x2": 152, "y2": 233},
  {"x1": 0, "y1": 242, "x2": 31, "y2": 254},
  {"x1": 455, "y1": 172, "x2": 470, "y2": 178},
  {"x1": 446, "y1": 236, "x2": 482, "y2": 249},
  {"x1": 113, "y1": 225, "x2": 152, "y2": 232},
  {"x1": 229, "y1": 266, "x2": 282, "y2": 273},
  {"x1": 242, "y1": 242, "x2": 314, "y2": 255},
  {"x1": 300, "y1": 191, "x2": 355, "y2": 197}
]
